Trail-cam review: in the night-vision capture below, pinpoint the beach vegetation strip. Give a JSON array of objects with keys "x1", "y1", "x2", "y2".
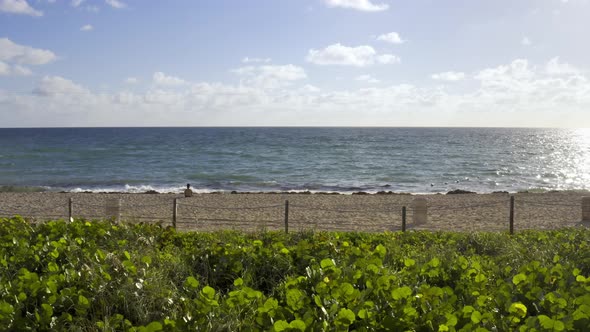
[{"x1": 1, "y1": 217, "x2": 589, "y2": 331}]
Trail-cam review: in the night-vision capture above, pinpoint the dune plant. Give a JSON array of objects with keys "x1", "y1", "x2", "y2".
[{"x1": 1, "y1": 216, "x2": 589, "y2": 330}]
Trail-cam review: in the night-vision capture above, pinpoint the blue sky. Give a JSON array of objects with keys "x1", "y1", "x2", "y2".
[{"x1": 1, "y1": 0, "x2": 589, "y2": 127}]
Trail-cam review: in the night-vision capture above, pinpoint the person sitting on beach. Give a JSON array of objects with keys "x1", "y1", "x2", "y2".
[{"x1": 184, "y1": 183, "x2": 193, "y2": 197}]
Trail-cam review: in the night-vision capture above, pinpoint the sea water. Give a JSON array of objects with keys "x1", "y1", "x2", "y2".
[{"x1": 0, "y1": 127, "x2": 588, "y2": 194}]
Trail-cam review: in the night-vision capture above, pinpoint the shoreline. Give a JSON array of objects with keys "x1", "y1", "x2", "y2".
[{"x1": 1, "y1": 184, "x2": 589, "y2": 196}]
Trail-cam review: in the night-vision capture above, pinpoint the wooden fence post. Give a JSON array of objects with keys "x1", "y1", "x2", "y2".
[
  {"x1": 173, "y1": 198, "x2": 178, "y2": 229},
  {"x1": 509, "y1": 196, "x2": 514, "y2": 235},
  {"x1": 284, "y1": 200, "x2": 289, "y2": 234},
  {"x1": 402, "y1": 206, "x2": 406, "y2": 232},
  {"x1": 68, "y1": 197, "x2": 73, "y2": 221}
]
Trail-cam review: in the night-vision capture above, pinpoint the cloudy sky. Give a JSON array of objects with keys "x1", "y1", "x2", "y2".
[{"x1": 1, "y1": 0, "x2": 589, "y2": 127}]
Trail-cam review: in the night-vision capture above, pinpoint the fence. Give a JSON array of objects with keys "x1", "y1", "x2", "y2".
[{"x1": 1, "y1": 195, "x2": 589, "y2": 233}]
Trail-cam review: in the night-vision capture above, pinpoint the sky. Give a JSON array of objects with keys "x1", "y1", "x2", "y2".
[{"x1": 0, "y1": 0, "x2": 589, "y2": 127}]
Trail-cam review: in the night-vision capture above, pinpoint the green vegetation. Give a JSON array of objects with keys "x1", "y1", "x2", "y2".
[{"x1": 1, "y1": 216, "x2": 589, "y2": 331}]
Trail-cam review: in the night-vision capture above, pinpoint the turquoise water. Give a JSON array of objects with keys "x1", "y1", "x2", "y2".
[{"x1": 0, "y1": 127, "x2": 589, "y2": 193}]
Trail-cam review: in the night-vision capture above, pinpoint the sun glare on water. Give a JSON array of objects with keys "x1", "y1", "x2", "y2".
[{"x1": 572, "y1": 128, "x2": 590, "y2": 188}]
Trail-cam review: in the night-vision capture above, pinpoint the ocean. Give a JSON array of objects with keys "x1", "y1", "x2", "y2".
[{"x1": 0, "y1": 127, "x2": 588, "y2": 194}]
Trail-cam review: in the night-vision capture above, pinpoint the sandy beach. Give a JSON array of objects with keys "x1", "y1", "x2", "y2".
[{"x1": 1, "y1": 191, "x2": 588, "y2": 232}]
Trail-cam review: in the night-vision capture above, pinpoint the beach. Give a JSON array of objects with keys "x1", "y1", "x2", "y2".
[{"x1": 0, "y1": 191, "x2": 587, "y2": 232}]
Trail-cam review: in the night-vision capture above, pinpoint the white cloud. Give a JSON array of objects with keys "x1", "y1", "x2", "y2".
[
  {"x1": 0, "y1": 61, "x2": 9, "y2": 75},
  {"x1": 376, "y1": 54, "x2": 400, "y2": 65},
  {"x1": 465, "y1": 59, "x2": 590, "y2": 122},
  {"x1": 323, "y1": 0, "x2": 389, "y2": 12},
  {"x1": 0, "y1": 61, "x2": 32, "y2": 76},
  {"x1": 152, "y1": 72, "x2": 188, "y2": 86},
  {"x1": 80, "y1": 24, "x2": 93, "y2": 31},
  {"x1": 33, "y1": 76, "x2": 90, "y2": 96},
  {"x1": 12, "y1": 64, "x2": 32, "y2": 76},
  {"x1": 306, "y1": 43, "x2": 400, "y2": 67},
  {"x1": 356, "y1": 74, "x2": 380, "y2": 83},
  {"x1": 1, "y1": 58, "x2": 589, "y2": 127},
  {"x1": 521, "y1": 37, "x2": 532, "y2": 46},
  {"x1": 125, "y1": 77, "x2": 139, "y2": 84},
  {"x1": 105, "y1": 0, "x2": 126, "y2": 9},
  {"x1": 242, "y1": 57, "x2": 272, "y2": 63},
  {"x1": 376, "y1": 32, "x2": 404, "y2": 44},
  {"x1": 545, "y1": 57, "x2": 579, "y2": 75},
  {"x1": 232, "y1": 64, "x2": 307, "y2": 89},
  {"x1": 432, "y1": 71, "x2": 465, "y2": 81},
  {"x1": 71, "y1": 0, "x2": 84, "y2": 7},
  {"x1": 0, "y1": 0, "x2": 42, "y2": 16},
  {"x1": 474, "y1": 59, "x2": 535, "y2": 84},
  {"x1": 0, "y1": 38, "x2": 57, "y2": 67}
]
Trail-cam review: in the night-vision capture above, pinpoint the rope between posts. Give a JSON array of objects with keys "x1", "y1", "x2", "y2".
[
  {"x1": 424, "y1": 199, "x2": 511, "y2": 211},
  {"x1": 0, "y1": 211, "x2": 69, "y2": 218},
  {"x1": 3, "y1": 203, "x2": 66, "y2": 214},
  {"x1": 192, "y1": 218, "x2": 281, "y2": 223},
  {"x1": 72, "y1": 202, "x2": 111, "y2": 208},
  {"x1": 176, "y1": 202, "x2": 283, "y2": 210},
  {"x1": 289, "y1": 204, "x2": 399, "y2": 213},
  {"x1": 121, "y1": 202, "x2": 172, "y2": 208},
  {"x1": 516, "y1": 199, "x2": 580, "y2": 208},
  {"x1": 120, "y1": 215, "x2": 171, "y2": 220}
]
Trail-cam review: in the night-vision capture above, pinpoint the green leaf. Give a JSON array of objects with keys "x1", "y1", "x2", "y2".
[
  {"x1": 313, "y1": 294, "x2": 323, "y2": 308},
  {"x1": 462, "y1": 305, "x2": 475, "y2": 314},
  {"x1": 286, "y1": 289, "x2": 304, "y2": 310},
  {"x1": 471, "y1": 310, "x2": 482, "y2": 324},
  {"x1": 445, "y1": 313, "x2": 458, "y2": 326},
  {"x1": 337, "y1": 308, "x2": 356, "y2": 325},
  {"x1": 289, "y1": 319, "x2": 306, "y2": 331},
  {"x1": 320, "y1": 258, "x2": 335, "y2": 269},
  {"x1": 374, "y1": 244, "x2": 387, "y2": 258},
  {"x1": 78, "y1": 295, "x2": 90, "y2": 308},
  {"x1": 141, "y1": 255, "x2": 152, "y2": 266},
  {"x1": 201, "y1": 286, "x2": 216, "y2": 300},
  {"x1": 391, "y1": 286, "x2": 412, "y2": 300},
  {"x1": 403, "y1": 307, "x2": 417, "y2": 317},
  {"x1": 358, "y1": 309, "x2": 369, "y2": 319},
  {"x1": 47, "y1": 262, "x2": 59, "y2": 272},
  {"x1": 124, "y1": 251, "x2": 131, "y2": 260},
  {"x1": 573, "y1": 304, "x2": 590, "y2": 321},
  {"x1": 474, "y1": 273, "x2": 486, "y2": 283},
  {"x1": 185, "y1": 276, "x2": 199, "y2": 289},
  {"x1": 274, "y1": 320, "x2": 290, "y2": 331},
  {"x1": 145, "y1": 321, "x2": 163, "y2": 332},
  {"x1": 404, "y1": 258, "x2": 416, "y2": 267},
  {"x1": 538, "y1": 315, "x2": 554, "y2": 329},
  {"x1": 509, "y1": 302, "x2": 527, "y2": 318},
  {"x1": 512, "y1": 273, "x2": 527, "y2": 285},
  {"x1": 553, "y1": 320, "x2": 565, "y2": 331},
  {"x1": 234, "y1": 278, "x2": 244, "y2": 287},
  {"x1": 263, "y1": 298, "x2": 279, "y2": 312},
  {"x1": 41, "y1": 303, "x2": 53, "y2": 321},
  {"x1": 429, "y1": 257, "x2": 440, "y2": 267},
  {"x1": 164, "y1": 318, "x2": 176, "y2": 327}
]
